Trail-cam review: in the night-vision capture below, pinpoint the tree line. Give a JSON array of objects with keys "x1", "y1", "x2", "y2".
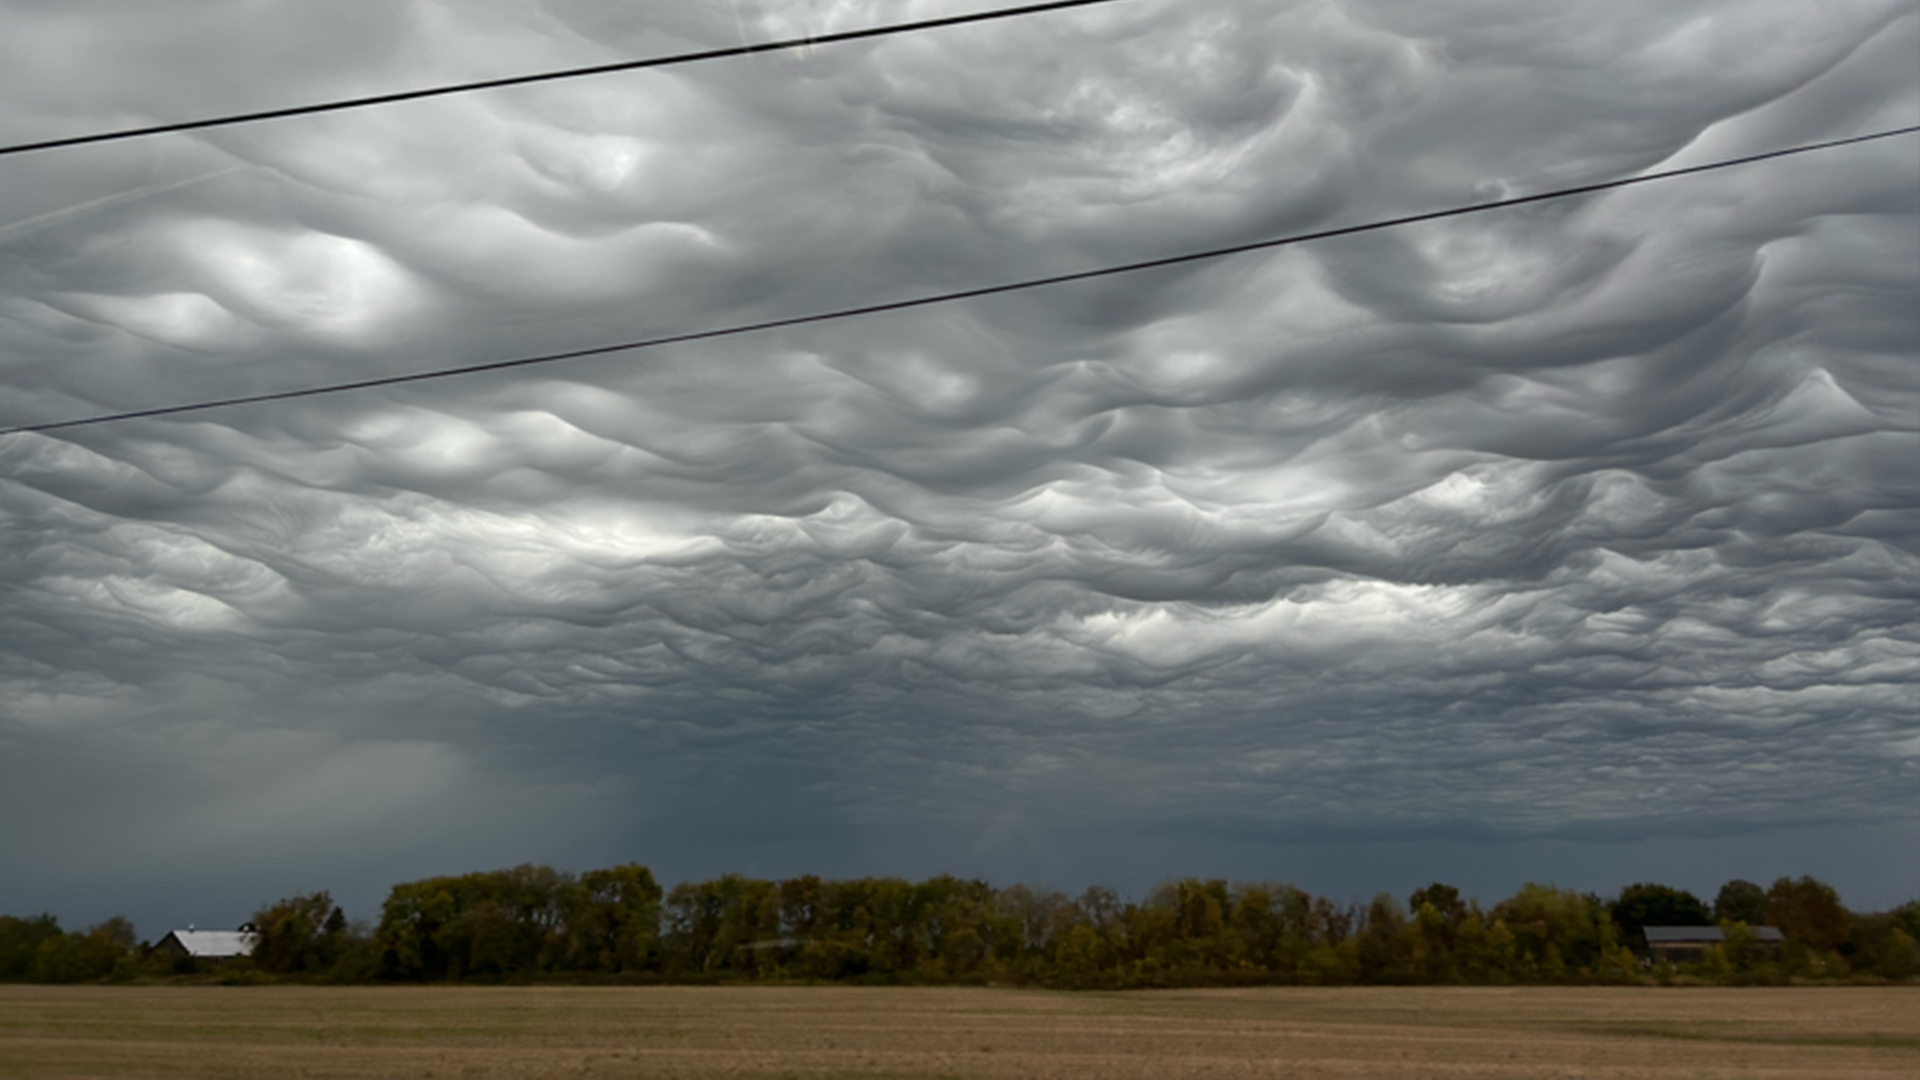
[{"x1": 4, "y1": 867, "x2": 1916, "y2": 986}]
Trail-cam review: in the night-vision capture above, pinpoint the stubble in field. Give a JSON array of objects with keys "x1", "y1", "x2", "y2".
[{"x1": 2, "y1": 984, "x2": 1916, "y2": 1079}]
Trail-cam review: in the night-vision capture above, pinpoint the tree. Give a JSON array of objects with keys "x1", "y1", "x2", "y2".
[
  {"x1": 1228, "y1": 883, "x2": 1307, "y2": 976},
  {"x1": 0, "y1": 915, "x2": 63, "y2": 981},
  {"x1": 662, "y1": 874, "x2": 767, "y2": 976},
  {"x1": 1409, "y1": 884, "x2": 1464, "y2": 925},
  {"x1": 1764, "y1": 876, "x2": 1850, "y2": 953},
  {"x1": 1720, "y1": 922, "x2": 1762, "y2": 974},
  {"x1": 1610, "y1": 883, "x2": 1710, "y2": 950},
  {"x1": 195, "y1": 866, "x2": 1900, "y2": 987},
  {"x1": 251, "y1": 892, "x2": 345, "y2": 975},
  {"x1": 1714, "y1": 880, "x2": 1766, "y2": 926},
  {"x1": 29, "y1": 918, "x2": 134, "y2": 983},
  {"x1": 1874, "y1": 928, "x2": 1919, "y2": 980},
  {"x1": 564, "y1": 863, "x2": 662, "y2": 974},
  {"x1": 377, "y1": 864, "x2": 572, "y2": 979},
  {"x1": 1355, "y1": 893, "x2": 1409, "y2": 983},
  {"x1": 911, "y1": 877, "x2": 1001, "y2": 981},
  {"x1": 1493, "y1": 885, "x2": 1609, "y2": 976},
  {"x1": 1408, "y1": 883, "x2": 1465, "y2": 952},
  {"x1": 1894, "y1": 900, "x2": 1920, "y2": 943}
]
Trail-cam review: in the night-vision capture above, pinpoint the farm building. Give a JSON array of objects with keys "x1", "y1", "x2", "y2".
[
  {"x1": 153, "y1": 927, "x2": 256, "y2": 961},
  {"x1": 1643, "y1": 925, "x2": 1783, "y2": 962}
]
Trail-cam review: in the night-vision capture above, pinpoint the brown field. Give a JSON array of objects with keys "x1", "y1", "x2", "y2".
[{"x1": 1, "y1": 984, "x2": 1915, "y2": 1080}]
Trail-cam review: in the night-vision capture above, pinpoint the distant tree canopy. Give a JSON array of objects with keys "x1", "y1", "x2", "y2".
[
  {"x1": 3, "y1": 871, "x2": 1915, "y2": 986},
  {"x1": 347, "y1": 869, "x2": 1909, "y2": 988},
  {"x1": 1848, "y1": 901, "x2": 1920, "y2": 981},
  {"x1": 249, "y1": 891, "x2": 352, "y2": 975},
  {"x1": 0, "y1": 914, "x2": 135, "y2": 984},
  {"x1": 1764, "y1": 876, "x2": 1851, "y2": 953},
  {"x1": 1611, "y1": 883, "x2": 1712, "y2": 946},
  {"x1": 1714, "y1": 879, "x2": 1767, "y2": 925},
  {"x1": 375, "y1": 863, "x2": 662, "y2": 980},
  {"x1": 0, "y1": 915, "x2": 61, "y2": 981},
  {"x1": 1409, "y1": 883, "x2": 1464, "y2": 924}
]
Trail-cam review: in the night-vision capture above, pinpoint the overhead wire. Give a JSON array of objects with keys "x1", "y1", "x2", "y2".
[
  {"x1": 0, "y1": 0, "x2": 1134, "y2": 158},
  {"x1": 5, "y1": 124, "x2": 1913, "y2": 438}
]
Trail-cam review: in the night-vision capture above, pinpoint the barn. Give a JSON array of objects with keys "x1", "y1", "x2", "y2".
[
  {"x1": 1643, "y1": 925, "x2": 1784, "y2": 962},
  {"x1": 153, "y1": 927, "x2": 256, "y2": 961}
]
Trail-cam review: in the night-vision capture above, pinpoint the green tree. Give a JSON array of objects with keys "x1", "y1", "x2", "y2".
[
  {"x1": 1610, "y1": 883, "x2": 1711, "y2": 950},
  {"x1": 913, "y1": 877, "x2": 1001, "y2": 982},
  {"x1": 1132, "y1": 880, "x2": 1235, "y2": 978},
  {"x1": 1406, "y1": 901, "x2": 1456, "y2": 982},
  {"x1": 1842, "y1": 901, "x2": 1920, "y2": 979},
  {"x1": 1408, "y1": 884, "x2": 1464, "y2": 938},
  {"x1": 859, "y1": 877, "x2": 924, "y2": 978},
  {"x1": 250, "y1": 891, "x2": 346, "y2": 974},
  {"x1": 1713, "y1": 880, "x2": 1766, "y2": 925},
  {"x1": 563, "y1": 863, "x2": 662, "y2": 974},
  {"x1": 1764, "y1": 876, "x2": 1851, "y2": 953},
  {"x1": 1449, "y1": 907, "x2": 1507, "y2": 982},
  {"x1": 1052, "y1": 923, "x2": 1107, "y2": 987},
  {"x1": 1874, "y1": 928, "x2": 1919, "y2": 980},
  {"x1": 662, "y1": 877, "x2": 729, "y2": 975},
  {"x1": 1493, "y1": 885, "x2": 1608, "y2": 977},
  {"x1": 377, "y1": 864, "x2": 572, "y2": 979},
  {"x1": 1356, "y1": 893, "x2": 1410, "y2": 983},
  {"x1": 1299, "y1": 938, "x2": 1359, "y2": 984},
  {"x1": 1895, "y1": 900, "x2": 1920, "y2": 943},
  {"x1": 0, "y1": 915, "x2": 63, "y2": 981},
  {"x1": 787, "y1": 878, "x2": 876, "y2": 981},
  {"x1": 1225, "y1": 884, "x2": 1287, "y2": 976},
  {"x1": 30, "y1": 918, "x2": 134, "y2": 983},
  {"x1": 1720, "y1": 922, "x2": 1762, "y2": 975}
]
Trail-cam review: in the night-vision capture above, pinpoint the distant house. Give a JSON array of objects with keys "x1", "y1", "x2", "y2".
[
  {"x1": 153, "y1": 927, "x2": 256, "y2": 961},
  {"x1": 1643, "y1": 925, "x2": 1783, "y2": 963}
]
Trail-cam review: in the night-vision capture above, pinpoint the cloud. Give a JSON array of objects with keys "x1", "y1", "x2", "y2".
[{"x1": 1, "y1": 0, "x2": 1916, "y2": 928}]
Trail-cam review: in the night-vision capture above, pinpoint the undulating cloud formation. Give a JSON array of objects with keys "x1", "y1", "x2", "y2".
[{"x1": 2, "y1": 0, "x2": 1916, "y2": 930}]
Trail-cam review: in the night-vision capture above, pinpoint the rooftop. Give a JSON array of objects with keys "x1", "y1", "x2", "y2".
[
  {"x1": 1643, "y1": 925, "x2": 1784, "y2": 944},
  {"x1": 162, "y1": 929, "x2": 256, "y2": 958}
]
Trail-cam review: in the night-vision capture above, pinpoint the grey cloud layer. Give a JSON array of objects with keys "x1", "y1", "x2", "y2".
[{"x1": 2, "y1": 0, "x2": 1917, "y2": 916}]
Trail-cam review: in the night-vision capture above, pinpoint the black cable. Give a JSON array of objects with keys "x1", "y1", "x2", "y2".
[
  {"x1": 4, "y1": 124, "x2": 1914, "y2": 437},
  {"x1": 0, "y1": 0, "x2": 1133, "y2": 159}
]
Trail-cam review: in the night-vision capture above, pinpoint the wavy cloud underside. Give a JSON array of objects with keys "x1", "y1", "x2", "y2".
[{"x1": 2, "y1": 0, "x2": 1917, "y2": 918}]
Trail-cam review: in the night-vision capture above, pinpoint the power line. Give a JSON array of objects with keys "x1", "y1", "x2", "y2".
[
  {"x1": 4, "y1": 124, "x2": 1914, "y2": 437},
  {"x1": 0, "y1": 0, "x2": 1132, "y2": 159}
]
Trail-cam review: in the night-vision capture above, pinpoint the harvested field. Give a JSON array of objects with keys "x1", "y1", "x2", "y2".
[{"x1": 1, "y1": 984, "x2": 1915, "y2": 1079}]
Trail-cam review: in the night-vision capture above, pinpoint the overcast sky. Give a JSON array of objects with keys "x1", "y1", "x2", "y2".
[{"x1": 2, "y1": 0, "x2": 1916, "y2": 936}]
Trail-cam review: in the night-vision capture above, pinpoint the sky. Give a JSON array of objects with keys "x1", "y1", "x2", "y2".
[{"x1": 1, "y1": 0, "x2": 1916, "y2": 938}]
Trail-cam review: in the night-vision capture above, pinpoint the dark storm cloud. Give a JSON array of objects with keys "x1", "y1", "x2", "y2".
[{"x1": 2, "y1": 0, "x2": 1917, "y2": 928}]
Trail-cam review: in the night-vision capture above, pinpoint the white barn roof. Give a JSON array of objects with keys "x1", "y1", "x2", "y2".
[{"x1": 162, "y1": 929, "x2": 256, "y2": 958}]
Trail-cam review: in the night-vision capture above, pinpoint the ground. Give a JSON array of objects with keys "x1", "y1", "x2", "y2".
[{"x1": 2, "y1": 984, "x2": 1915, "y2": 1079}]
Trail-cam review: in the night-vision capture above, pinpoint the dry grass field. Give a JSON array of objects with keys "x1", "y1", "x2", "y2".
[{"x1": 1, "y1": 984, "x2": 1914, "y2": 1080}]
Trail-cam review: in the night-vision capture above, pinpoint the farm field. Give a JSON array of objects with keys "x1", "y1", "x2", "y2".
[{"x1": 1, "y1": 984, "x2": 1915, "y2": 1080}]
